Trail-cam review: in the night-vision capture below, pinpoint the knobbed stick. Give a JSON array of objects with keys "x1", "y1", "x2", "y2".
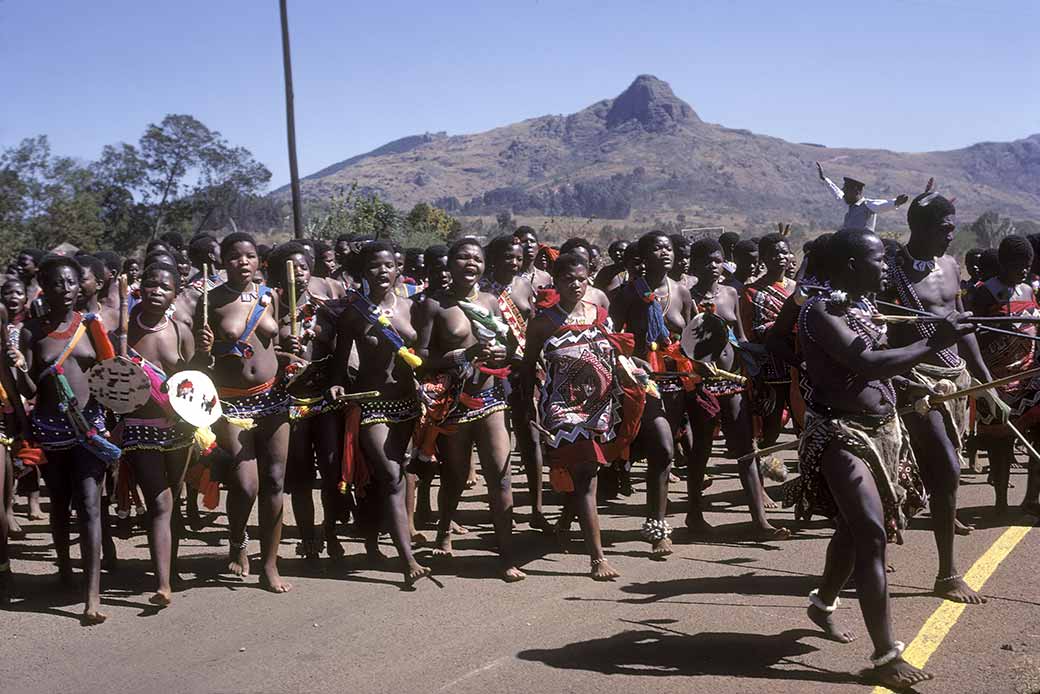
[
  {"x1": 118, "y1": 274, "x2": 129, "y2": 358},
  {"x1": 286, "y1": 259, "x2": 299, "y2": 338},
  {"x1": 202, "y1": 262, "x2": 210, "y2": 328}
]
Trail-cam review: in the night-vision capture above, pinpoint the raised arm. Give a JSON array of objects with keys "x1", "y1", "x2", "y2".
[
  {"x1": 817, "y1": 162, "x2": 845, "y2": 202},
  {"x1": 806, "y1": 302, "x2": 970, "y2": 380}
]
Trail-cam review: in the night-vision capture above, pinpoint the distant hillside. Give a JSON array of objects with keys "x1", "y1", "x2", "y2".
[{"x1": 275, "y1": 75, "x2": 1040, "y2": 230}]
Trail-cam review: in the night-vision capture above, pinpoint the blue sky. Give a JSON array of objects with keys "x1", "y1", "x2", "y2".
[{"x1": 3, "y1": 0, "x2": 1038, "y2": 189}]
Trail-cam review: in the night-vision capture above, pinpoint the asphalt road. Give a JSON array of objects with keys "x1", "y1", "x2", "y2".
[{"x1": 2, "y1": 438, "x2": 1038, "y2": 694}]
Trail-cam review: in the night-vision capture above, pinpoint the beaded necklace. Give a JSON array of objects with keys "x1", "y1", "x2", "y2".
[{"x1": 843, "y1": 296, "x2": 896, "y2": 406}]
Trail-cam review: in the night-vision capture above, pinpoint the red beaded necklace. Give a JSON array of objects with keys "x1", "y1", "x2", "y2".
[{"x1": 46, "y1": 312, "x2": 82, "y2": 341}]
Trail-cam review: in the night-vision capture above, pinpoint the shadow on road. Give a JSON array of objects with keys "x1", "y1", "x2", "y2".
[{"x1": 516, "y1": 621, "x2": 857, "y2": 686}]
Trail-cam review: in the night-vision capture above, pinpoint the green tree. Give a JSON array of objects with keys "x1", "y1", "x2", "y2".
[
  {"x1": 0, "y1": 135, "x2": 105, "y2": 257},
  {"x1": 405, "y1": 202, "x2": 462, "y2": 242},
  {"x1": 93, "y1": 114, "x2": 271, "y2": 239}
]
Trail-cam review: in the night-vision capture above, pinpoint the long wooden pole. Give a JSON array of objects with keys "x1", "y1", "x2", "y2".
[
  {"x1": 118, "y1": 274, "x2": 129, "y2": 358},
  {"x1": 280, "y1": 0, "x2": 305, "y2": 240},
  {"x1": 286, "y1": 259, "x2": 299, "y2": 337}
]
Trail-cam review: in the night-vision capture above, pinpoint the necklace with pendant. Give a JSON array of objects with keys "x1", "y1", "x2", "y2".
[
  {"x1": 379, "y1": 291, "x2": 397, "y2": 317},
  {"x1": 226, "y1": 282, "x2": 258, "y2": 302}
]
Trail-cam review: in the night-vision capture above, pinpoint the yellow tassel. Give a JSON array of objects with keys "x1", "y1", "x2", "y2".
[
  {"x1": 193, "y1": 425, "x2": 217, "y2": 454},
  {"x1": 650, "y1": 341, "x2": 658, "y2": 352},
  {"x1": 338, "y1": 480, "x2": 347, "y2": 494},
  {"x1": 224, "y1": 416, "x2": 256, "y2": 430},
  {"x1": 398, "y1": 346, "x2": 423, "y2": 369},
  {"x1": 377, "y1": 315, "x2": 391, "y2": 327}
]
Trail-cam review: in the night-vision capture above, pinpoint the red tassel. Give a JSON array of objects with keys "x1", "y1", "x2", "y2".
[
  {"x1": 340, "y1": 405, "x2": 370, "y2": 497},
  {"x1": 86, "y1": 315, "x2": 116, "y2": 361}
]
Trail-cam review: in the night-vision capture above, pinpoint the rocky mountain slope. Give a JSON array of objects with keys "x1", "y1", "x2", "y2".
[{"x1": 277, "y1": 75, "x2": 1040, "y2": 229}]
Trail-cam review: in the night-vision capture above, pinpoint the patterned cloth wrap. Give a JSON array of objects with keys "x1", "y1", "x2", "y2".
[
  {"x1": 31, "y1": 401, "x2": 109, "y2": 452},
  {"x1": 907, "y1": 359, "x2": 971, "y2": 465},
  {"x1": 358, "y1": 394, "x2": 422, "y2": 427},
  {"x1": 975, "y1": 281, "x2": 1040, "y2": 434},
  {"x1": 741, "y1": 279, "x2": 793, "y2": 384},
  {"x1": 444, "y1": 381, "x2": 508, "y2": 426},
  {"x1": 783, "y1": 409, "x2": 927, "y2": 544},
  {"x1": 538, "y1": 305, "x2": 646, "y2": 492}
]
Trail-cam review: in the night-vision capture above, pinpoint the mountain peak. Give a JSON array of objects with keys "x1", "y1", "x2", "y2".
[{"x1": 606, "y1": 75, "x2": 700, "y2": 131}]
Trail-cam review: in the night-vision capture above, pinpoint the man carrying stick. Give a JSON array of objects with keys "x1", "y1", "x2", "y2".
[
  {"x1": 791, "y1": 227, "x2": 972, "y2": 688},
  {"x1": 880, "y1": 190, "x2": 1000, "y2": 603}
]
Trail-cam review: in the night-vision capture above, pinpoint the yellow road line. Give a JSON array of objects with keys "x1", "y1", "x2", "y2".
[{"x1": 872, "y1": 524, "x2": 1033, "y2": 693}]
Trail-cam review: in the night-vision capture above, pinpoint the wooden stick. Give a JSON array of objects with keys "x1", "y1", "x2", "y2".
[
  {"x1": 333, "y1": 389, "x2": 381, "y2": 401},
  {"x1": 874, "y1": 299, "x2": 1040, "y2": 343},
  {"x1": 202, "y1": 263, "x2": 210, "y2": 328},
  {"x1": 900, "y1": 365, "x2": 1040, "y2": 413},
  {"x1": 286, "y1": 259, "x2": 299, "y2": 338},
  {"x1": 875, "y1": 314, "x2": 1040, "y2": 325},
  {"x1": 736, "y1": 439, "x2": 799, "y2": 463},
  {"x1": 1008, "y1": 420, "x2": 1040, "y2": 463},
  {"x1": 118, "y1": 274, "x2": 129, "y2": 358}
]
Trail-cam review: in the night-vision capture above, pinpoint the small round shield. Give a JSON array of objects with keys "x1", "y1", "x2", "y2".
[
  {"x1": 165, "y1": 370, "x2": 222, "y2": 428},
  {"x1": 88, "y1": 357, "x2": 152, "y2": 414},
  {"x1": 680, "y1": 310, "x2": 730, "y2": 363}
]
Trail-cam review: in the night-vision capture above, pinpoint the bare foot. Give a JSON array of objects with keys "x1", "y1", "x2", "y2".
[
  {"x1": 751, "y1": 525, "x2": 792, "y2": 541},
  {"x1": 501, "y1": 566, "x2": 527, "y2": 582},
  {"x1": 449, "y1": 520, "x2": 468, "y2": 535},
  {"x1": 465, "y1": 476, "x2": 477, "y2": 489},
  {"x1": 81, "y1": 608, "x2": 109, "y2": 626},
  {"x1": 934, "y1": 576, "x2": 986, "y2": 604},
  {"x1": 28, "y1": 502, "x2": 45, "y2": 521},
  {"x1": 684, "y1": 516, "x2": 715, "y2": 536},
  {"x1": 762, "y1": 496, "x2": 780, "y2": 510},
  {"x1": 406, "y1": 561, "x2": 432, "y2": 586},
  {"x1": 590, "y1": 559, "x2": 620, "y2": 581},
  {"x1": 189, "y1": 511, "x2": 218, "y2": 532},
  {"x1": 431, "y1": 533, "x2": 453, "y2": 558},
  {"x1": 410, "y1": 531, "x2": 428, "y2": 547},
  {"x1": 326, "y1": 540, "x2": 345, "y2": 561},
  {"x1": 7, "y1": 513, "x2": 24, "y2": 538},
  {"x1": 668, "y1": 472, "x2": 680, "y2": 484},
  {"x1": 149, "y1": 590, "x2": 172, "y2": 607},
  {"x1": 530, "y1": 512, "x2": 553, "y2": 534},
  {"x1": 954, "y1": 518, "x2": 975, "y2": 536},
  {"x1": 258, "y1": 568, "x2": 293, "y2": 594},
  {"x1": 807, "y1": 604, "x2": 855, "y2": 643},
  {"x1": 865, "y1": 658, "x2": 933, "y2": 689},
  {"x1": 228, "y1": 546, "x2": 251, "y2": 577},
  {"x1": 651, "y1": 537, "x2": 673, "y2": 559}
]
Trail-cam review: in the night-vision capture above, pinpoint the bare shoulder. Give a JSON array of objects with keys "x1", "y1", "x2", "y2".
[
  {"x1": 718, "y1": 284, "x2": 739, "y2": 302},
  {"x1": 585, "y1": 286, "x2": 610, "y2": 309}
]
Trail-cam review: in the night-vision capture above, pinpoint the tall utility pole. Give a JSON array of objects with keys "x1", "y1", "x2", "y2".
[{"x1": 280, "y1": 0, "x2": 304, "y2": 239}]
